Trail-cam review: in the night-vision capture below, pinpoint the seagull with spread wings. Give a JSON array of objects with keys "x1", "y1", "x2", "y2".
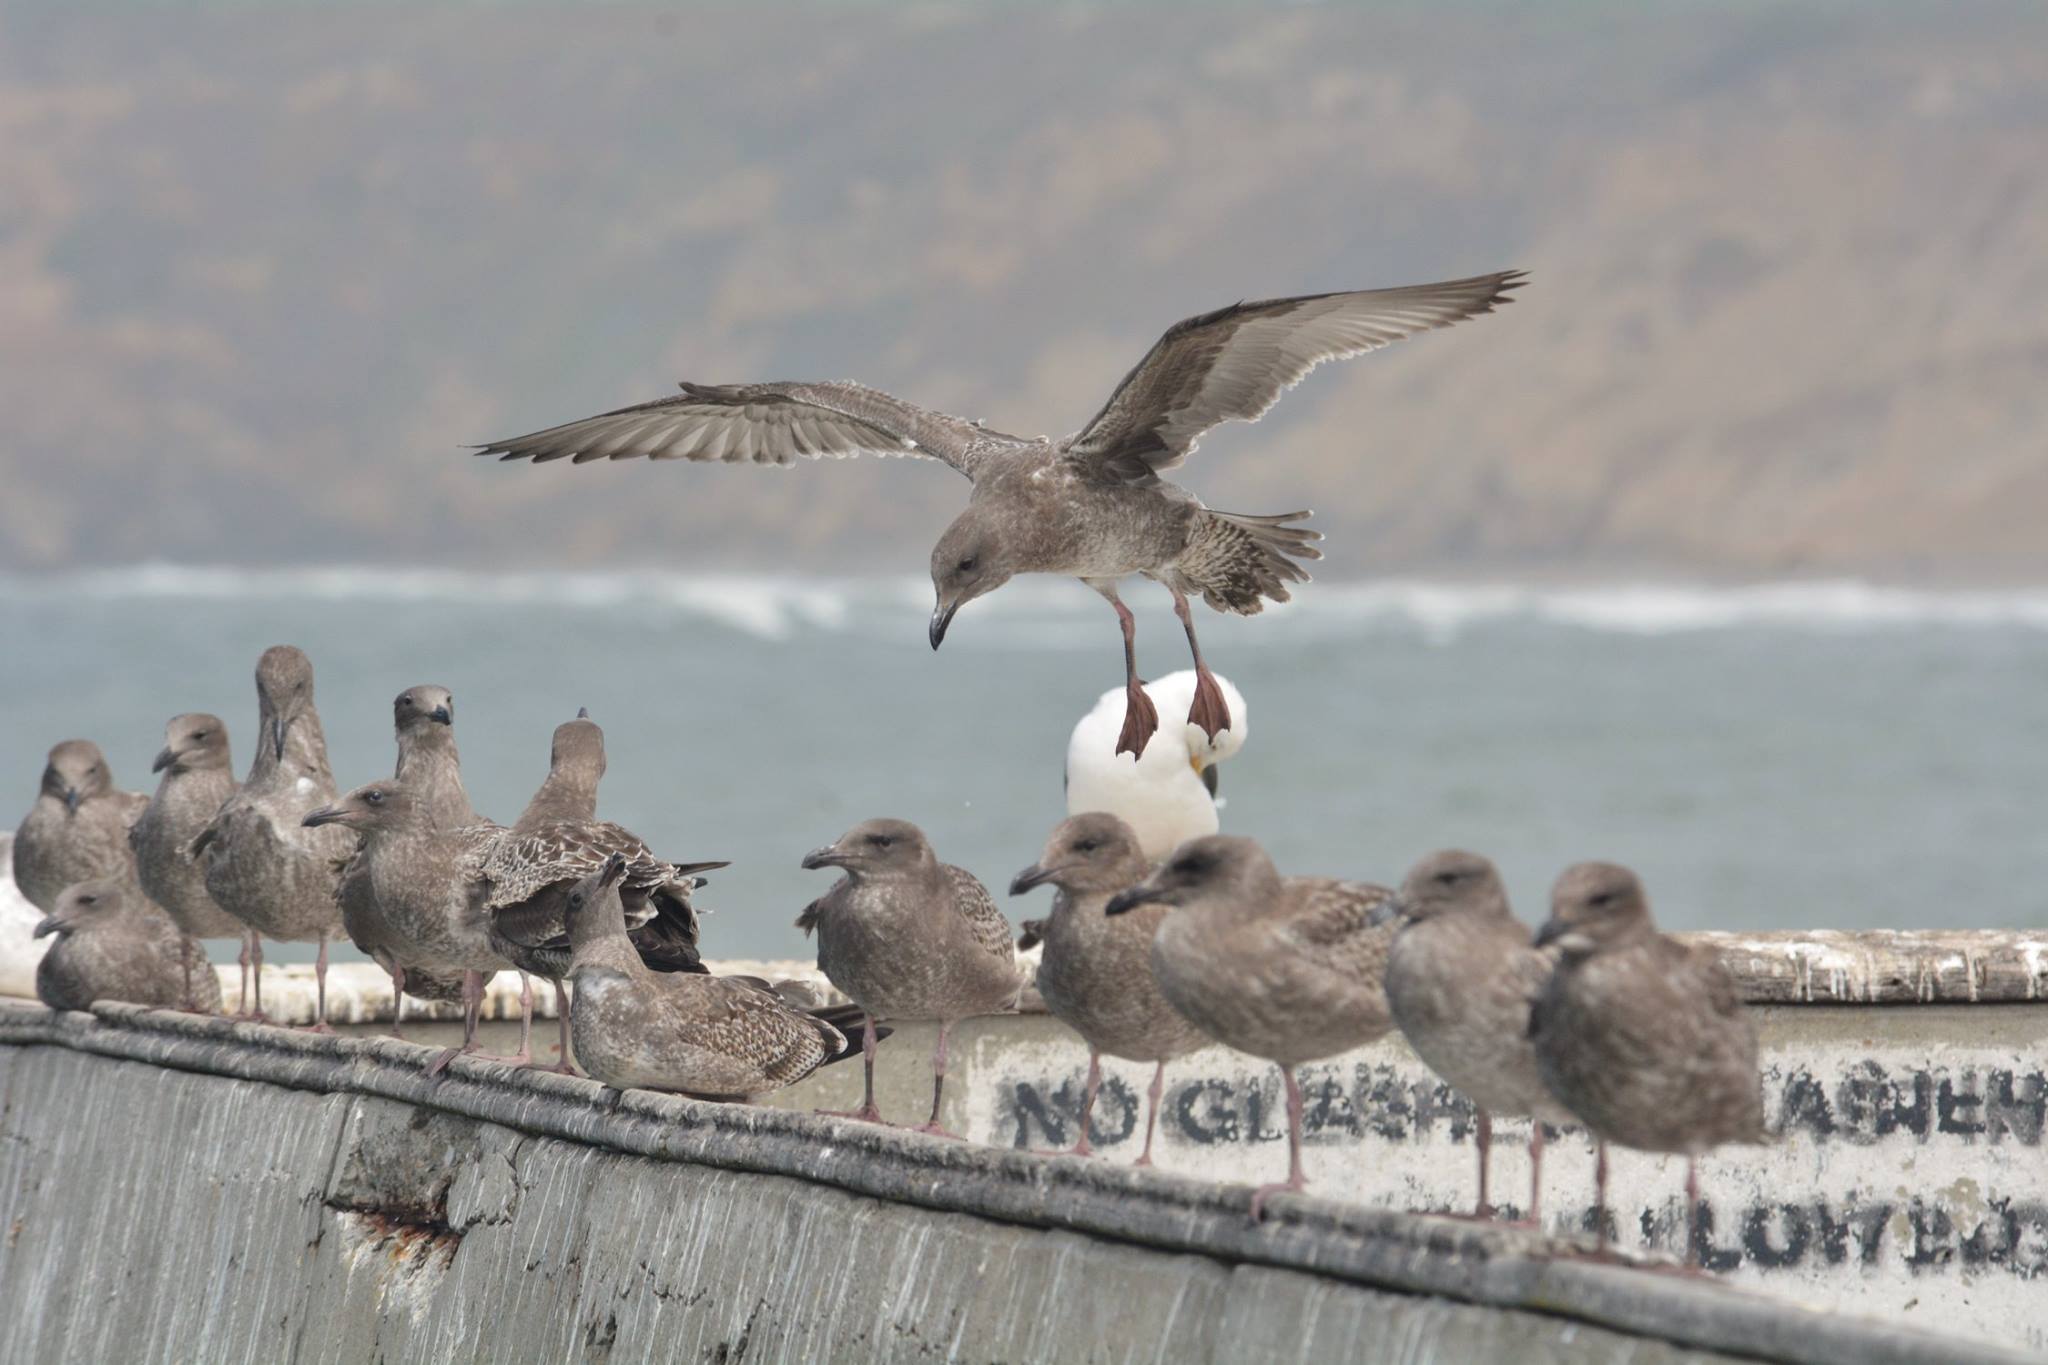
[{"x1": 478, "y1": 271, "x2": 1525, "y2": 757}]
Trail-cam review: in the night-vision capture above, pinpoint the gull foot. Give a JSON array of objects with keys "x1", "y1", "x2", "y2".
[
  {"x1": 906, "y1": 1121, "x2": 966, "y2": 1141},
  {"x1": 1030, "y1": 1141, "x2": 1095, "y2": 1159},
  {"x1": 425, "y1": 1044, "x2": 477, "y2": 1078},
  {"x1": 816, "y1": 1104, "x2": 890, "y2": 1125},
  {"x1": 1187, "y1": 670, "x2": 1232, "y2": 741},
  {"x1": 1249, "y1": 1177, "x2": 1308, "y2": 1222},
  {"x1": 300, "y1": 1021, "x2": 336, "y2": 1036},
  {"x1": 1115, "y1": 683, "x2": 1160, "y2": 758}
]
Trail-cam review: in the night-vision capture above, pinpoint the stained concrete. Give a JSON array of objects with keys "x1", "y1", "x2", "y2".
[{"x1": 0, "y1": 1002, "x2": 2024, "y2": 1365}]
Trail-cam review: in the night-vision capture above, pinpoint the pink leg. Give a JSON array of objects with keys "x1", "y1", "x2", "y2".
[
  {"x1": 236, "y1": 934, "x2": 252, "y2": 1017},
  {"x1": 1474, "y1": 1108, "x2": 1494, "y2": 1218},
  {"x1": 908, "y1": 1021, "x2": 965, "y2": 1139},
  {"x1": 1685, "y1": 1155, "x2": 1701, "y2": 1269},
  {"x1": 817, "y1": 1014, "x2": 887, "y2": 1124},
  {"x1": 1135, "y1": 1060, "x2": 1167, "y2": 1167},
  {"x1": 246, "y1": 935, "x2": 269, "y2": 1024},
  {"x1": 1170, "y1": 587, "x2": 1232, "y2": 741},
  {"x1": 550, "y1": 978, "x2": 578, "y2": 1075},
  {"x1": 1595, "y1": 1138, "x2": 1611, "y2": 1251},
  {"x1": 1099, "y1": 587, "x2": 1158, "y2": 758},
  {"x1": 467, "y1": 972, "x2": 539, "y2": 1066},
  {"x1": 1250, "y1": 1066, "x2": 1308, "y2": 1220},
  {"x1": 303, "y1": 937, "x2": 335, "y2": 1034},
  {"x1": 1037, "y1": 1052, "x2": 1102, "y2": 1157},
  {"x1": 389, "y1": 961, "x2": 408, "y2": 1040},
  {"x1": 426, "y1": 969, "x2": 487, "y2": 1076},
  {"x1": 1527, "y1": 1121, "x2": 1546, "y2": 1229}
]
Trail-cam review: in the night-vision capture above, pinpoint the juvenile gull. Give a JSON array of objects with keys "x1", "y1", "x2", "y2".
[
  {"x1": 1530, "y1": 862, "x2": 1769, "y2": 1264},
  {"x1": 565, "y1": 855, "x2": 870, "y2": 1100},
  {"x1": 514, "y1": 710, "x2": 605, "y2": 831},
  {"x1": 130, "y1": 714, "x2": 249, "y2": 1010},
  {"x1": 1065, "y1": 670, "x2": 1247, "y2": 861},
  {"x1": 1010, "y1": 813, "x2": 1211, "y2": 1163},
  {"x1": 191, "y1": 646, "x2": 353, "y2": 1027},
  {"x1": 799, "y1": 818, "x2": 1022, "y2": 1135},
  {"x1": 14, "y1": 740, "x2": 148, "y2": 911},
  {"x1": 476, "y1": 816, "x2": 727, "y2": 1070},
  {"x1": 1375, "y1": 850, "x2": 1573, "y2": 1223},
  {"x1": 1106, "y1": 835, "x2": 1395, "y2": 1218},
  {"x1": 34, "y1": 875, "x2": 221, "y2": 1015},
  {"x1": 337, "y1": 686, "x2": 493, "y2": 1036},
  {"x1": 305, "y1": 782, "x2": 511, "y2": 1066},
  {"x1": 479, "y1": 271, "x2": 1525, "y2": 757}
]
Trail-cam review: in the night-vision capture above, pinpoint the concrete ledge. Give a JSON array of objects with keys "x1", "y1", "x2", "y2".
[{"x1": 0, "y1": 1000, "x2": 2022, "y2": 1365}]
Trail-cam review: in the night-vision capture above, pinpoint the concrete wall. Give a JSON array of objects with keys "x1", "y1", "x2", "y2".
[{"x1": 0, "y1": 1003, "x2": 2017, "y2": 1365}]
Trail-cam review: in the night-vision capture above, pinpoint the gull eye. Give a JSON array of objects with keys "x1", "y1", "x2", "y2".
[
  {"x1": 956, "y1": 556, "x2": 976, "y2": 573},
  {"x1": 1074, "y1": 838, "x2": 1100, "y2": 854},
  {"x1": 570, "y1": 892, "x2": 585, "y2": 910},
  {"x1": 868, "y1": 834, "x2": 893, "y2": 848},
  {"x1": 1589, "y1": 892, "x2": 1613, "y2": 909},
  {"x1": 364, "y1": 790, "x2": 385, "y2": 806},
  {"x1": 1435, "y1": 871, "x2": 1457, "y2": 887},
  {"x1": 78, "y1": 894, "x2": 97, "y2": 907}
]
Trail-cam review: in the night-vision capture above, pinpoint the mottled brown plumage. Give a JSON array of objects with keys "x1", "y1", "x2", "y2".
[
  {"x1": 14, "y1": 740, "x2": 147, "y2": 912},
  {"x1": 192, "y1": 646, "x2": 352, "y2": 1025},
  {"x1": 478, "y1": 272, "x2": 1523, "y2": 758},
  {"x1": 1010, "y1": 813, "x2": 1210, "y2": 1163},
  {"x1": 1380, "y1": 850, "x2": 1573, "y2": 1222},
  {"x1": 566, "y1": 857, "x2": 862, "y2": 1100},
  {"x1": 1107, "y1": 835, "x2": 1394, "y2": 1217},
  {"x1": 1530, "y1": 861, "x2": 1769, "y2": 1262},
  {"x1": 513, "y1": 712, "x2": 605, "y2": 832},
  {"x1": 33, "y1": 876, "x2": 221, "y2": 1014},
  {"x1": 800, "y1": 818, "x2": 1022, "y2": 1133}
]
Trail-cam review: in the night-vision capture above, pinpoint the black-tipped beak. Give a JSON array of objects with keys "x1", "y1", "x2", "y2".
[
  {"x1": 300, "y1": 805, "x2": 343, "y2": 829},
  {"x1": 1104, "y1": 883, "x2": 1167, "y2": 917},
  {"x1": 928, "y1": 599, "x2": 958, "y2": 650},
  {"x1": 599, "y1": 852, "x2": 630, "y2": 888},
  {"x1": 430, "y1": 705, "x2": 453, "y2": 726},
  {"x1": 152, "y1": 746, "x2": 176, "y2": 774},
  {"x1": 801, "y1": 846, "x2": 850, "y2": 872},
  {"x1": 1368, "y1": 896, "x2": 1406, "y2": 929},
  {"x1": 576, "y1": 707, "x2": 590, "y2": 720},
  {"x1": 1532, "y1": 917, "x2": 1567, "y2": 948},
  {"x1": 63, "y1": 788, "x2": 81, "y2": 815},
  {"x1": 1008, "y1": 863, "x2": 1056, "y2": 896},
  {"x1": 270, "y1": 715, "x2": 288, "y2": 760},
  {"x1": 32, "y1": 915, "x2": 63, "y2": 939}
]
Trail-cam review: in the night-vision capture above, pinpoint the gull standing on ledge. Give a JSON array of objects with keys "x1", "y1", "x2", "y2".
[
  {"x1": 14, "y1": 740, "x2": 148, "y2": 911},
  {"x1": 1066, "y1": 670, "x2": 1247, "y2": 861},
  {"x1": 477, "y1": 272, "x2": 1524, "y2": 757},
  {"x1": 131, "y1": 715, "x2": 250, "y2": 1011}
]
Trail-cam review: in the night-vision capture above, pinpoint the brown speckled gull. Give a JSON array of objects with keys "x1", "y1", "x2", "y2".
[
  {"x1": 305, "y1": 782, "x2": 509, "y2": 1068},
  {"x1": 1010, "y1": 813, "x2": 1210, "y2": 1164},
  {"x1": 479, "y1": 272, "x2": 1524, "y2": 759},
  {"x1": 1106, "y1": 834, "x2": 1395, "y2": 1219},
  {"x1": 192, "y1": 646, "x2": 353, "y2": 1027},
  {"x1": 14, "y1": 739, "x2": 148, "y2": 911},
  {"x1": 130, "y1": 714, "x2": 249, "y2": 1010},
  {"x1": 34, "y1": 875, "x2": 221, "y2": 1015},
  {"x1": 513, "y1": 710, "x2": 605, "y2": 831},
  {"x1": 799, "y1": 818, "x2": 1022, "y2": 1136},
  {"x1": 337, "y1": 686, "x2": 495, "y2": 1038},
  {"x1": 1377, "y1": 849, "x2": 1574, "y2": 1224},
  {"x1": 565, "y1": 855, "x2": 868, "y2": 1100},
  {"x1": 1530, "y1": 861, "x2": 1770, "y2": 1264}
]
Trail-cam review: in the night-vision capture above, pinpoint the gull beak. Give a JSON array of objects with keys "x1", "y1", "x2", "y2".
[
  {"x1": 152, "y1": 746, "x2": 176, "y2": 774},
  {"x1": 300, "y1": 805, "x2": 343, "y2": 829},
  {"x1": 270, "y1": 714, "x2": 288, "y2": 761},
  {"x1": 1104, "y1": 882, "x2": 1169, "y2": 917},
  {"x1": 1008, "y1": 863, "x2": 1057, "y2": 896},
  {"x1": 1532, "y1": 917, "x2": 1595, "y2": 953},
  {"x1": 63, "y1": 788, "x2": 81, "y2": 815},
  {"x1": 599, "y1": 852, "x2": 630, "y2": 888},
  {"x1": 928, "y1": 598, "x2": 959, "y2": 650},
  {"x1": 576, "y1": 707, "x2": 590, "y2": 720},
  {"x1": 430, "y1": 704, "x2": 453, "y2": 726},
  {"x1": 801, "y1": 845, "x2": 851, "y2": 872},
  {"x1": 1368, "y1": 896, "x2": 1406, "y2": 929},
  {"x1": 32, "y1": 915, "x2": 64, "y2": 939},
  {"x1": 1200, "y1": 764, "x2": 1220, "y2": 799}
]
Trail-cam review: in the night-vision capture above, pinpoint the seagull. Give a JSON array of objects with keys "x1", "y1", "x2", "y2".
[
  {"x1": 477, "y1": 272, "x2": 1525, "y2": 757},
  {"x1": 1530, "y1": 862, "x2": 1770, "y2": 1265},
  {"x1": 33, "y1": 875, "x2": 221, "y2": 1015},
  {"x1": 1065, "y1": 670, "x2": 1246, "y2": 861},
  {"x1": 14, "y1": 740, "x2": 148, "y2": 912},
  {"x1": 131, "y1": 714, "x2": 251, "y2": 1012},
  {"x1": 1374, "y1": 850, "x2": 1574, "y2": 1224}
]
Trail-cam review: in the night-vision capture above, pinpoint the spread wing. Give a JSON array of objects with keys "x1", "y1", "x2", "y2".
[
  {"x1": 944, "y1": 863, "x2": 1016, "y2": 967},
  {"x1": 1068, "y1": 271, "x2": 1525, "y2": 482},
  {"x1": 475, "y1": 380, "x2": 1013, "y2": 480}
]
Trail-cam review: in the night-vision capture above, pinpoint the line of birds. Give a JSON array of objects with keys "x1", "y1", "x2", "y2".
[{"x1": 14, "y1": 649, "x2": 1762, "y2": 1266}]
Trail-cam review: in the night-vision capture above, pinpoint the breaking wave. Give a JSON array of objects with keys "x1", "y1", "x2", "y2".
[{"x1": 4, "y1": 564, "x2": 2048, "y2": 643}]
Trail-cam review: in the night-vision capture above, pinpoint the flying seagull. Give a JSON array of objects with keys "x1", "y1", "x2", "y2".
[{"x1": 477, "y1": 271, "x2": 1526, "y2": 757}]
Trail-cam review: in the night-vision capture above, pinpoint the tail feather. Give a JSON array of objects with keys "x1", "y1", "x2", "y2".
[
  {"x1": 630, "y1": 888, "x2": 707, "y2": 974},
  {"x1": 810, "y1": 1004, "x2": 890, "y2": 1065},
  {"x1": 1189, "y1": 508, "x2": 1323, "y2": 614}
]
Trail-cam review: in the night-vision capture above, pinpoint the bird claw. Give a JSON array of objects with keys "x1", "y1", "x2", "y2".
[
  {"x1": 1115, "y1": 682, "x2": 1159, "y2": 758},
  {"x1": 300, "y1": 1021, "x2": 337, "y2": 1036},
  {"x1": 425, "y1": 1044, "x2": 475, "y2": 1078},
  {"x1": 906, "y1": 1121, "x2": 966, "y2": 1141},
  {"x1": 1249, "y1": 1177, "x2": 1307, "y2": 1222},
  {"x1": 1030, "y1": 1141, "x2": 1095, "y2": 1159},
  {"x1": 1187, "y1": 670, "x2": 1232, "y2": 741},
  {"x1": 816, "y1": 1104, "x2": 889, "y2": 1125}
]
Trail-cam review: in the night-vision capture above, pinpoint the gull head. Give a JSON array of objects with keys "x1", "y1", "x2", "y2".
[
  {"x1": 255, "y1": 645, "x2": 317, "y2": 759},
  {"x1": 394, "y1": 685, "x2": 456, "y2": 735},
  {"x1": 302, "y1": 781, "x2": 422, "y2": 834},
  {"x1": 41, "y1": 739, "x2": 111, "y2": 815},
  {"x1": 802, "y1": 817, "x2": 934, "y2": 879},
  {"x1": 927, "y1": 508, "x2": 1016, "y2": 649},
  {"x1": 1379, "y1": 849, "x2": 1512, "y2": 929},
  {"x1": 1535, "y1": 861, "x2": 1654, "y2": 957}
]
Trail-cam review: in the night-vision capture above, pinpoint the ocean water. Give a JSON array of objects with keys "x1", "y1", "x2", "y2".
[{"x1": 2, "y1": 566, "x2": 2044, "y2": 963}]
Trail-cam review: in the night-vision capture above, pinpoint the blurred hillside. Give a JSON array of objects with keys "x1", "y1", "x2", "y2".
[{"x1": 3, "y1": 3, "x2": 2045, "y2": 578}]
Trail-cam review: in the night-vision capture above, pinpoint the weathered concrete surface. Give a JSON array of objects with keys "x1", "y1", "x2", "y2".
[{"x1": 0, "y1": 1003, "x2": 2020, "y2": 1365}]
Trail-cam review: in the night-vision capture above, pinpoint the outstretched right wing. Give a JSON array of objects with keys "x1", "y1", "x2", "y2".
[{"x1": 475, "y1": 380, "x2": 1010, "y2": 480}]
